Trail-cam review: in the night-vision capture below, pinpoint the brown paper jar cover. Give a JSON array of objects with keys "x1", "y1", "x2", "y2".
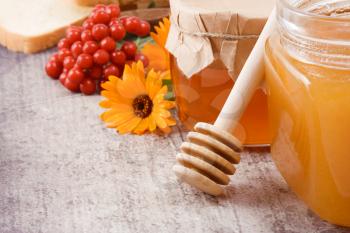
[{"x1": 166, "y1": 0, "x2": 275, "y2": 78}]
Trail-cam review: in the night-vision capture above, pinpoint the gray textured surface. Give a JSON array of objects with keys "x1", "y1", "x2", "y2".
[{"x1": 0, "y1": 46, "x2": 349, "y2": 233}]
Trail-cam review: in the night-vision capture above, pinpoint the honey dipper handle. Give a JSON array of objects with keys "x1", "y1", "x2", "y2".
[{"x1": 214, "y1": 8, "x2": 276, "y2": 133}]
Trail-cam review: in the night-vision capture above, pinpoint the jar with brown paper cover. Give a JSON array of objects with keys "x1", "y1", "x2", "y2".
[{"x1": 166, "y1": 0, "x2": 274, "y2": 146}]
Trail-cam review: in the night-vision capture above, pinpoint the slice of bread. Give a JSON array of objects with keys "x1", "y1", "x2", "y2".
[
  {"x1": 0, "y1": 0, "x2": 93, "y2": 53},
  {"x1": 75, "y1": 0, "x2": 169, "y2": 10}
]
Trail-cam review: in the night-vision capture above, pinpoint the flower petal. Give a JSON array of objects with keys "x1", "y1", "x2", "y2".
[
  {"x1": 101, "y1": 75, "x2": 119, "y2": 91},
  {"x1": 102, "y1": 110, "x2": 133, "y2": 123},
  {"x1": 105, "y1": 111, "x2": 135, "y2": 128},
  {"x1": 160, "y1": 70, "x2": 171, "y2": 80},
  {"x1": 151, "y1": 17, "x2": 170, "y2": 48},
  {"x1": 154, "y1": 114, "x2": 168, "y2": 129},
  {"x1": 100, "y1": 109, "x2": 119, "y2": 121},
  {"x1": 141, "y1": 43, "x2": 169, "y2": 71},
  {"x1": 117, "y1": 62, "x2": 147, "y2": 99},
  {"x1": 101, "y1": 90, "x2": 131, "y2": 104},
  {"x1": 159, "y1": 126, "x2": 171, "y2": 134},
  {"x1": 152, "y1": 86, "x2": 168, "y2": 105},
  {"x1": 133, "y1": 118, "x2": 149, "y2": 135},
  {"x1": 148, "y1": 115, "x2": 157, "y2": 132},
  {"x1": 165, "y1": 117, "x2": 177, "y2": 126},
  {"x1": 158, "y1": 100, "x2": 176, "y2": 109},
  {"x1": 146, "y1": 70, "x2": 162, "y2": 99},
  {"x1": 155, "y1": 85, "x2": 168, "y2": 97},
  {"x1": 152, "y1": 104, "x2": 172, "y2": 118},
  {"x1": 117, "y1": 117, "x2": 142, "y2": 134},
  {"x1": 99, "y1": 100, "x2": 113, "y2": 108}
]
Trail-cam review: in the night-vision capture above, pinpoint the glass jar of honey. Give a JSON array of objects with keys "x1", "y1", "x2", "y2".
[
  {"x1": 265, "y1": 0, "x2": 350, "y2": 226},
  {"x1": 171, "y1": 58, "x2": 270, "y2": 145},
  {"x1": 166, "y1": 0, "x2": 274, "y2": 146}
]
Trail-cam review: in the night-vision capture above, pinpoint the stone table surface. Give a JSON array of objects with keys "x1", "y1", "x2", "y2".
[{"x1": 0, "y1": 46, "x2": 349, "y2": 233}]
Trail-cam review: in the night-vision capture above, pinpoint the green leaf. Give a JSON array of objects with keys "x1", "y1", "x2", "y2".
[
  {"x1": 162, "y1": 79, "x2": 175, "y2": 100},
  {"x1": 119, "y1": 36, "x2": 154, "y2": 51},
  {"x1": 137, "y1": 36, "x2": 154, "y2": 49},
  {"x1": 162, "y1": 79, "x2": 172, "y2": 87},
  {"x1": 164, "y1": 91, "x2": 175, "y2": 101}
]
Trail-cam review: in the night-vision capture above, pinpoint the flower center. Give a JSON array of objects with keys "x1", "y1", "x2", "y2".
[{"x1": 132, "y1": 95, "x2": 153, "y2": 118}]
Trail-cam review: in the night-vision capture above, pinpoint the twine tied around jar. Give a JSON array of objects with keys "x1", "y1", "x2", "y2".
[{"x1": 172, "y1": 20, "x2": 260, "y2": 41}]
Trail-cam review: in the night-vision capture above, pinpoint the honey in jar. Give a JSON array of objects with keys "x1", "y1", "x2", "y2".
[
  {"x1": 166, "y1": 0, "x2": 274, "y2": 145},
  {"x1": 171, "y1": 59, "x2": 270, "y2": 145},
  {"x1": 265, "y1": 0, "x2": 350, "y2": 226}
]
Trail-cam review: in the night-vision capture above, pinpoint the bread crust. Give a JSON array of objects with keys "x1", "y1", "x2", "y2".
[{"x1": 0, "y1": 18, "x2": 87, "y2": 54}]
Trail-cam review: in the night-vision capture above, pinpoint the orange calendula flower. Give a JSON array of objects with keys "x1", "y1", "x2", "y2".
[
  {"x1": 99, "y1": 61, "x2": 176, "y2": 135},
  {"x1": 142, "y1": 17, "x2": 170, "y2": 72}
]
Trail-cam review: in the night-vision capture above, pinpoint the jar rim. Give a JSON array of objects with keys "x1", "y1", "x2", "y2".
[
  {"x1": 277, "y1": 0, "x2": 350, "y2": 69},
  {"x1": 278, "y1": 0, "x2": 350, "y2": 22},
  {"x1": 277, "y1": 0, "x2": 350, "y2": 42}
]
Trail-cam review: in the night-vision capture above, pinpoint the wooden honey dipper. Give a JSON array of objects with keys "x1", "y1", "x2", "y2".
[{"x1": 173, "y1": 9, "x2": 276, "y2": 196}]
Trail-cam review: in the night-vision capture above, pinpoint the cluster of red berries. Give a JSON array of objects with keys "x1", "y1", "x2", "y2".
[{"x1": 45, "y1": 4, "x2": 150, "y2": 95}]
